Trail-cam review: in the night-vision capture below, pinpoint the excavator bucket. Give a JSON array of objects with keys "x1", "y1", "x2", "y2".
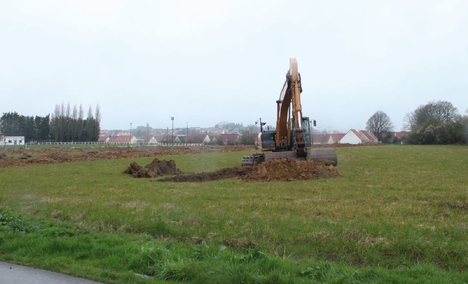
[
  {"x1": 306, "y1": 148, "x2": 337, "y2": 166},
  {"x1": 263, "y1": 151, "x2": 298, "y2": 162}
]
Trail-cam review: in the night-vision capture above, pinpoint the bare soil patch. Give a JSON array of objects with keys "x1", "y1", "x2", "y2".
[
  {"x1": 2, "y1": 145, "x2": 341, "y2": 182},
  {"x1": 0, "y1": 145, "x2": 255, "y2": 168},
  {"x1": 158, "y1": 157, "x2": 340, "y2": 182}
]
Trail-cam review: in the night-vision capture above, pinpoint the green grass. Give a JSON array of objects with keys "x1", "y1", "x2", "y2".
[{"x1": 1, "y1": 145, "x2": 468, "y2": 283}]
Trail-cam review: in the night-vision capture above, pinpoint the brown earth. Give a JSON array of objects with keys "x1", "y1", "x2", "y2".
[
  {"x1": 0, "y1": 143, "x2": 368, "y2": 168},
  {"x1": 1, "y1": 145, "x2": 342, "y2": 182},
  {"x1": 158, "y1": 157, "x2": 341, "y2": 182},
  {"x1": 0, "y1": 145, "x2": 255, "y2": 168}
]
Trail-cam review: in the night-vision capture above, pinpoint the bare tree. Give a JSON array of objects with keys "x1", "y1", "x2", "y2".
[
  {"x1": 403, "y1": 112, "x2": 415, "y2": 130},
  {"x1": 366, "y1": 111, "x2": 394, "y2": 139}
]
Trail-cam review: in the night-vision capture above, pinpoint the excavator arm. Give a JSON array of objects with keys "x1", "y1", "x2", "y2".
[{"x1": 276, "y1": 58, "x2": 307, "y2": 156}]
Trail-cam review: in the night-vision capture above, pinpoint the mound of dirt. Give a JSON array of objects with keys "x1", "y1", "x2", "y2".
[
  {"x1": 159, "y1": 157, "x2": 340, "y2": 182},
  {"x1": 18, "y1": 153, "x2": 32, "y2": 159},
  {"x1": 124, "y1": 158, "x2": 182, "y2": 178},
  {"x1": 46, "y1": 151, "x2": 72, "y2": 163},
  {"x1": 242, "y1": 157, "x2": 341, "y2": 181}
]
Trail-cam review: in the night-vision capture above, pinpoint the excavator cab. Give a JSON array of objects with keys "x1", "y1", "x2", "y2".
[{"x1": 298, "y1": 117, "x2": 312, "y2": 148}]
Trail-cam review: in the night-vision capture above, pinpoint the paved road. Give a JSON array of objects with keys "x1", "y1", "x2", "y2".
[{"x1": 0, "y1": 261, "x2": 103, "y2": 284}]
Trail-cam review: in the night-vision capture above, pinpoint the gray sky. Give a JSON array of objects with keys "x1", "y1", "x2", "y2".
[{"x1": 1, "y1": 0, "x2": 467, "y2": 132}]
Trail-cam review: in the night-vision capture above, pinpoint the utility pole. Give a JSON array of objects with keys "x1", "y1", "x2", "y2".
[
  {"x1": 171, "y1": 117, "x2": 174, "y2": 146},
  {"x1": 186, "y1": 122, "x2": 188, "y2": 144}
]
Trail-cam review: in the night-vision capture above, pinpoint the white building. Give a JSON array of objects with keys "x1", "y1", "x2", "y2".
[
  {"x1": 340, "y1": 129, "x2": 366, "y2": 144},
  {"x1": 4, "y1": 136, "x2": 26, "y2": 145}
]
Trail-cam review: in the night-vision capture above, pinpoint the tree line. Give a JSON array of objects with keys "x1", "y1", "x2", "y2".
[
  {"x1": 50, "y1": 103, "x2": 101, "y2": 142},
  {"x1": 0, "y1": 103, "x2": 101, "y2": 143},
  {"x1": 0, "y1": 112, "x2": 50, "y2": 142},
  {"x1": 366, "y1": 100, "x2": 468, "y2": 145}
]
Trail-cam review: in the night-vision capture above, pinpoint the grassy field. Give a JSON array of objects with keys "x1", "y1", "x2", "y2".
[{"x1": 1, "y1": 145, "x2": 467, "y2": 283}]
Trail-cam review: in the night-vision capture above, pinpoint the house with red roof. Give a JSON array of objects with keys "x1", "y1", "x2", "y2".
[
  {"x1": 136, "y1": 136, "x2": 158, "y2": 145},
  {"x1": 340, "y1": 129, "x2": 380, "y2": 144},
  {"x1": 98, "y1": 136, "x2": 109, "y2": 143},
  {"x1": 154, "y1": 135, "x2": 180, "y2": 144},
  {"x1": 312, "y1": 133, "x2": 331, "y2": 145},
  {"x1": 312, "y1": 133, "x2": 346, "y2": 144},
  {"x1": 329, "y1": 133, "x2": 346, "y2": 144},
  {"x1": 359, "y1": 130, "x2": 379, "y2": 143},
  {"x1": 219, "y1": 133, "x2": 240, "y2": 145},
  {"x1": 107, "y1": 135, "x2": 138, "y2": 144},
  {"x1": 186, "y1": 134, "x2": 211, "y2": 144}
]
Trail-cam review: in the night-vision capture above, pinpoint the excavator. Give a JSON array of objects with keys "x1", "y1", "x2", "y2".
[{"x1": 241, "y1": 58, "x2": 337, "y2": 166}]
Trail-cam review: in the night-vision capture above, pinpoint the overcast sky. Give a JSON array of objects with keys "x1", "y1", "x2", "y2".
[{"x1": 1, "y1": 0, "x2": 467, "y2": 132}]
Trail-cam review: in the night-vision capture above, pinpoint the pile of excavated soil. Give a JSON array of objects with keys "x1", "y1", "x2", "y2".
[
  {"x1": 158, "y1": 157, "x2": 340, "y2": 182},
  {"x1": 124, "y1": 158, "x2": 182, "y2": 178},
  {"x1": 242, "y1": 157, "x2": 340, "y2": 181}
]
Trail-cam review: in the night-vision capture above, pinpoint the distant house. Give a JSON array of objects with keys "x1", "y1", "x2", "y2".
[
  {"x1": 155, "y1": 135, "x2": 180, "y2": 144},
  {"x1": 312, "y1": 133, "x2": 330, "y2": 145},
  {"x1": 107, "y1": 135, "x2": 138, "y2": 144},
  {"x1": 209, "y1": 135, "x2": 218, "y2": 144},
  {"x1": 154, "y1": 136, "x2": 167, "y2": 144},
  {"x1": 136, "y1": 136, "x2": 158, "y2": 145},
  {"x1": 3, "y1": 136, "x2": 25, "y2": 145},
  {"x1": 359, "y1": 130, "x2": 379, "y2": 144},
  {"x1": 219, "y1": 133, "x2": 240, "y2": 145},
  {"x1": 186, "y1": 134, "x2": 211, "y2": 144},
  {"x1": 98, "y1": 136, "x2": 109, "y2": 143},
  {"x1": 312, "y1": 133, "x2": 346, "y2": 144},
  {"x1": 340, "y1": 129, "x2": 367, "y2": 144},
  {"x1": 329, "y1": 133, "x2": 346, "y2": 144}
]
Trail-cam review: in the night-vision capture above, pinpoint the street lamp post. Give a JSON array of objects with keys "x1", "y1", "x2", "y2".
[
  {"x1": 255, "y1": 118, "x2": 266, "y2": 132},
  {"x1": 171, "y1": 117, "x2": 174, "y2": 146}
]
